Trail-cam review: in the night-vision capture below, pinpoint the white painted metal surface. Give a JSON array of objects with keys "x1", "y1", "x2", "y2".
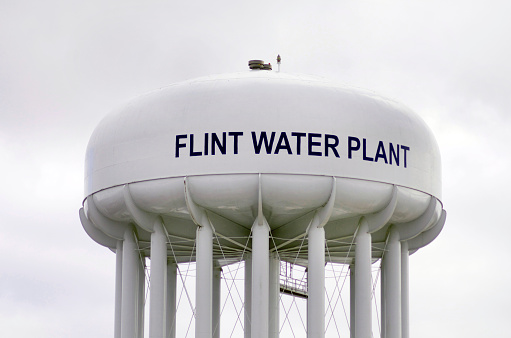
[
  {"x1": 401, "y1": 241, "x2": 410, "y2": 338},
  {"x1": 383, "y1": 227, "x2": 402, "y2": 338},
  {"x1": 268, "y1": 254, "x2": 280, "y2": 338},
  {"x1": 251, "y1": 217, "x2": 270, "y2": 338},
  {"x1": 196, "y1": 221, "x2": 213, "y2": 338},
  {"x1": 149, "y1": 221, "x2": 167, "y2": 338},
  {"x1": 166, "y1": 262, "x2": 177, "y2": 338},
  {"x1": 85, "y1": 71, "x2": 441, "y2": 199},
  {"x1": 137, "y1": 257, "x2": 145, "y2": 338},
  {"x1": 354, "y1": 220, "x2": 372, "y2": 338},
  {"x1": 307, "y1": 224, "x2": 325, "y2": 337},
  {"x1": 114, "y1": 240, "x2": 122, "y2": 338},
  {"x1": 213, "y1": 264, "x2": 222, "y2": 338},
  {"x1": 244, "y1": 255, "x2": 252, "y2": 338},
  {"x1": 350, "y1": 264, "x2": 356, "y2": 338},
  {"x1": 121, "y1": 228, "x2": 139, "y2": 338},
  {"x1": 79, "y1": 68, "x2": 446, "y2": 338}
]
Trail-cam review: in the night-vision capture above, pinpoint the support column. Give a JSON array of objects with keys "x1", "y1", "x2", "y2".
[
  {"x1": 251, "y1": 221, "x2": 269, "y2": 338},
  {"x1": 196, "y1": 221, "x2": 213, "y2": 338},
  {"x1": 307, "y1": 224, "x2": 325, "y2": 338},
  {"x1": 244, "y1": 255, "x2": 252, "y2": 338},
  {"x1": 383, "y1": 227, "x2": 401, "y2": 338},
  {"x1": 121, "y1": 228, "x2": 139, "y2": 338},
  {"x1": 349, "y1": 264, "x2": 355, "y2": 338},
  {"x1": 354, "y1": 220, "x2": 372, "y2": 338},
  {"x1": 115, "y1": 240, "x2": 123, "y2": 338},
  {"x1": 213, "y1": 263, "x2": 222, "y2": 338},
  {"x1": 381, "y1": 257, "x2": 386, "y2": 338},
  {"x1": 149, "y1": 221, "x2": 167, "y2": 338},
  {"x1": 401, "y1": 241, "x2": 409, "y2": 338},
  {"x1": 167, "y1": 261, "x2": 177, "y2": 338},
  {"x1": 138, "y1": 256, "x2": 145, "y2": 338},
  {"x1": 269, "y1": 253, "x2": 280, "y2": 338}
]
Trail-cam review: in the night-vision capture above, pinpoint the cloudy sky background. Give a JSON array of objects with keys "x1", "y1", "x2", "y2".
[{"x1": 1, "y1": 0, "x2": 510, "y2": 337}]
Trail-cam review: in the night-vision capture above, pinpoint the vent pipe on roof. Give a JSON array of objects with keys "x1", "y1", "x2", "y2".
[{"x1": 249, "y1": 60, "x2": 272, "y2": 70}]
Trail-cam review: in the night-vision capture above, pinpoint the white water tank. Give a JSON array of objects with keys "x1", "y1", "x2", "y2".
[
  {"x1": 83, "y1": 69, "x2": 443, "y2": 260},
  {"x1": 80, "y1": 66, "x2": 446, "y2": 338}
]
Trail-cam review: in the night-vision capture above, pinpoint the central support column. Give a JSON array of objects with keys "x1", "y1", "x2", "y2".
[
  {"x1": 354, "y1": 219, "x2": 372, "y2": 338},
  {"x1": 269, "y1": 253, "x2": 280, "y2": 338},
  {"x1": 307, "y1": 224, "x2": 325, "y2": 338},
  {"x1": 251, "y1": 220, "x2": 270, "y2": 338},
  {"x1": 121, "y1": 227, "x2": 139, "y2": 338},
  {"x1": 149, "y1": 221, "x2": 167, "y2": 338},
  {"x1": 196, "y1": 221, "x2": 213, "y2": 338},
  {"x1": 383, "y1": 227, "x2": 401, "y2": 338}
]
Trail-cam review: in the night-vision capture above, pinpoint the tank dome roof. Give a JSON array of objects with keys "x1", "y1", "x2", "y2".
[{"x1": 85, "y1": 70, "x2": 441, "y2": 200}]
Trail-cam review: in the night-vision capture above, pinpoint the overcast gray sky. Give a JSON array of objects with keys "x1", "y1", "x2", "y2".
[{"x1": 1, "y1": 0, "x2": 510, "y2": 337}]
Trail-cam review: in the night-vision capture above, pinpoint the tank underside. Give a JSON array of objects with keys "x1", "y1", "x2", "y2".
[{"x1": 82, "y1": 173, "x2": 443, "y2": 267}]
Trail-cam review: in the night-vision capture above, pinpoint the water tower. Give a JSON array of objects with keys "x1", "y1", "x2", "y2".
[{"x1": 79, "y1": 58, "x2": 446, "y2": 338}]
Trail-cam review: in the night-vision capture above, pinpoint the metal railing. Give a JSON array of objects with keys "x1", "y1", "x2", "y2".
[{"x1": 279, "y1": 261, "x2": 308, "y2": 298}]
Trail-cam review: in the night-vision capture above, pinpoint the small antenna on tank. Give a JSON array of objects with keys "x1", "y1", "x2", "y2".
[{"x1": 277, "y1": 54, "x2": 281, "y2": 72}]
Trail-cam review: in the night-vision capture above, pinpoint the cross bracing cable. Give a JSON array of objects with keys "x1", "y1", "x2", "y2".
[
  {"x1": 325, "y1": 234, "x2": 357, "y2": 337},
  {"x1": 275, "y1": 226, "x2": 309, "y2": 335},
  {"x1": 211, "y1": 218, "x2": 248, "y2": 336},
  {"x1": 324, "y1": 253, "x2": 344, "y2": 336},
  {"x1": 162, "y1": 224, "x2": 196, "y2": 337}
]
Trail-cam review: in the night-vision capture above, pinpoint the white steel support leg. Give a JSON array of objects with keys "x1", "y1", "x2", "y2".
[
  {"x1": 121, "y1": 228, "x2": 139, "y2": 338},
  {"x1": 115, "y1": 240, "x2": 123, "y2": 338},
  {"x1": 269, "y1": 253, "x2": 280, "y2": 338},
  {"x1": 354, "y1": 220, "x2": 372, "y2": 338},
  {"x1": 251, "y1": 222, "x2": 269, "y2": 338},
  {"x1": 349, "y1": 264, "x2": 355, "y2": 338},
  {"x1": 196, "y1": 222, "x2": 213, "y2": 338},
  {"x1": 307, "y1": 225, "x2": 325, "y2": 338},
  {"x1": 167, "y1": 261, "x2": 177, "y2": 338},
  {"x1": 381, "y1": 257, "x2": 386, "y2": 338},
  {"x1": 401, "y1": 241, "x2": 409, "y2": 338},
  {"x1": 244, "y1": 255, "x2": 252, "y2": 338},
  {"x1": 138, "y1": 257, "x2": 145, "y2": 338},
  {"x1": 149, "y1": 222, "x2": 167, "y2": 338},
  {"x1": 213, "y1": 264, "x2": 222, "y2": 338},
  {"x1": 383, "y1": 227, "x2": 401, "y2": 338}
]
